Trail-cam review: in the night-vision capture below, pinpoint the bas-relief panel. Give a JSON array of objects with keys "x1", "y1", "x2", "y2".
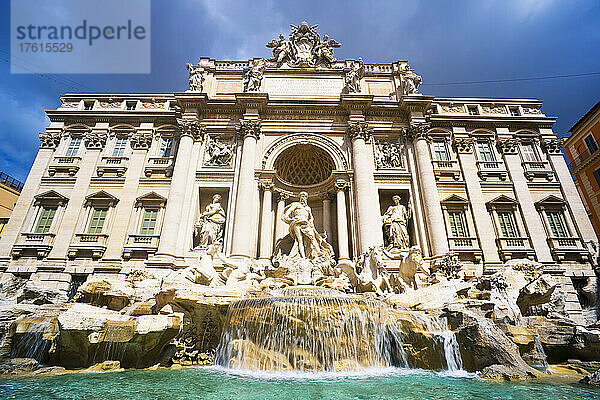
[{"x1": 263, "y1": 76, "x2": 344, "y2": 98}]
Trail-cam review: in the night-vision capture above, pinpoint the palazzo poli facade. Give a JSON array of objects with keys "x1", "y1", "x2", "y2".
[{"x1": 0, "y1": 23, "x2": 597, "y2": 321}]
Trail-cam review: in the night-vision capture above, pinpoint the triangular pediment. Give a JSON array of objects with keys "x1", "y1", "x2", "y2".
[
  {"x1": 535, "y1": 195, "x2": 566, "y2": 210},
  {"x1": 33, "y1": 190, "x2": 69, "y2": 206},
  {"x1": 441, "y1": 194, "x2": 468, "y2": 204},
  {"x1": 84, "y1": 190, "x2": 119, "y2": 207},
  {"x1": 487, "y1": 195, "x2": 518, "y2": 205},
  {"x1": 135, "y1": 191, "x2": 167, "y2": 207}
]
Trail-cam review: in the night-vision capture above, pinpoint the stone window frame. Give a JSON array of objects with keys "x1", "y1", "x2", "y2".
[
  {"x1": 131, "y1": 192, "x2": 167, "y2": 236},
  {"x1": 23, "y1": 190, "x2": 69, "y2": 236},
  {"x1": 152, "y1": 130, "x2": 179, "y2": 158},
  {"x1": 486, "y1": 195, "x2": 529, "y2": 240},
  {"x1": 440, "y1": 195, "x2": 477, "y2": 241},
  {"x1": 429, "y1": 135, "x2": 453, "y2": 162},
  {"x1": 507, "y1": 105, "x2": 521, "y2": 116},
  {"x1": 77, "y1": 191, "x2": 120, "y2": 237},
  {"x1": 534, "y1": 195, "x2": 578, "y2": 239}
]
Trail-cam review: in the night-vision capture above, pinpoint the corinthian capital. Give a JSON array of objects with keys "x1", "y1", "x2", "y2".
[
  {"x1": 405, "y1": 122, "x2": 431, "y2": 141},
  {"x1": 496, "y1": 139, "x2": 519, "y2": 154},
  {"x1": 541, "y1": 138, "x2": 563, "y2": 155},
  {"x1": 39, "y1": 132, "x2": 61, "y2": 149},
  {"x1": 346, "y1": 121, "x2": 372, "y2": 141},
  {"x1": 178, "y1": 118, "x2": 205, "y2": 142},
  {"x1": 84, "y1": 132, "x2": 108, "y2": 149},
  {"x1": 130, "y1": 133, "x2": 153, "y2": 150},
  {"x1": 236, "y1": 119, "x2": 262, "y2": 140},
  {"x1": 452, "y1": 138, "x2": 475, "y2": 153}
]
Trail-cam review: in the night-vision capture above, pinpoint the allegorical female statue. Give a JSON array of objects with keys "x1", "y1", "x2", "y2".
[
  {"x1": 382, "y1": 195, "x2": 411, "y2": 250},
  {"x1": 195, "y1": 194, "x2": 226, "y2": 248}
]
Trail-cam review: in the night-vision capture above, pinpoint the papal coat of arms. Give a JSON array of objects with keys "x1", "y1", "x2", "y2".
[{"x1": 266, "y1": 21, "x2": 341, "y2": 68}]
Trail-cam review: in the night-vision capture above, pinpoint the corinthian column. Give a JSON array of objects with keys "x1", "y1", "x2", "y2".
[
  {"x1": 156, "y1": 119, "x2": 204, "y2": 258},
  {"x1": 335, "y1": 180, "x2": 350, "y2": 262},
  {"x1": 347, "y1": 121, "x2": 383, "y2": 253},
  {"x1": 411, "y1": 123, "x2": 449, "y2": 257},
  {"x1": 321, "y1": 193, "x2": 332, "y2": 240},
  {"x1": 274, "y1": 192, "x2": 289, "y2": 241},
  {"x1": 258, "y1": 180, "x2": 274, "y2": 260},
  {"x1": 230, "y1": 119, "x2": 261, "y2": 258}
]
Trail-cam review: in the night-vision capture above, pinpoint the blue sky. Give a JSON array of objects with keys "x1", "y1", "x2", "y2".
[{"x1": 0, "y1": 0, "x2": 599, "y2": 182}]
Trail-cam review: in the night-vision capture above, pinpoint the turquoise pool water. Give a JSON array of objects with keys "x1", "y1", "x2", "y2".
[{"x1": 0, "y1": 367, "x2": 598, "y2": 400}]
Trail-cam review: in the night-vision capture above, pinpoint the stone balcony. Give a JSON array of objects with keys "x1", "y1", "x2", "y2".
[
  {"x1": 144, "y1": 157, "x2": 174, "y2": 178},
  {"x1": 67, "y1": 233, "x2": 108, "y2": 259},
  {"x1": 122, "y1": 234, "x2": 160, "y2": 259},
  {"x1": 97, "y1": 156, "x2": 129, "y2": 177},
  {"x1": 431, "y1": 160, "x2": 461, "y2": 180},
  {"x1": 522, "y1": 160, "x2": 554, "y2": 181},
  {"x1": 11, "y1": 232, "x2": 56, "y2": 258},
  {"x1": 448, "y1": 237, "x2": 483, "y2": 262},
  {"x1": 476, "y1": 160, "x2": 508, "y2": 181},
  {"x1": 496, "y1": 237, "x2": 535, "y2": 261},
  {"x1": 47, "y1": 156, "x2": 81, "y2": 177},
  {"x1": 547, "y1": 237, "x2": 588, "y2": 262}
]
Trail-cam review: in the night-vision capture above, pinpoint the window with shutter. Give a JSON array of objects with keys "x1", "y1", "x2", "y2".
[{"x1": 34, "y1": 207, "x2": 56, "y2": 234}]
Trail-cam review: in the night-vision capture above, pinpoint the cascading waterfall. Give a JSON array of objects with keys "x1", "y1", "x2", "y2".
[
  {"x1": 10, "y1": 319, "x2": 58, "y2": 363},
  {"x1": 408, "y1": 313, "x2": 463, "y2": 372},
  {"x1": 215, "y1": 287, "x2": 408, "y2": 372},
  {"x1": 533, "y1": 334, "x2": 548, "y2": 370}
]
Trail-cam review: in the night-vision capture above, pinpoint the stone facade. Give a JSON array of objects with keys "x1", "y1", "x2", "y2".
[{"x1": 0, "y1": 23, "x2": 597, "y2": 321}]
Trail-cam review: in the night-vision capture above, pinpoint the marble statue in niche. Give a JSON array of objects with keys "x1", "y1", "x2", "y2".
[
  {"x1": 194, "y1": 194, "x2": 226, "y2": 249},
  {"x1": 382, "y1": 195, "x2": 411, "y2": 250},
  {"x1": 282, "y1": 192, "x2": 331, "y2": 260}
]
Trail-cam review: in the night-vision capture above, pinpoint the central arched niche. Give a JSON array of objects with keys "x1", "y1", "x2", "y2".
[{"x1": 274, "y1": 144, "x2": 334, "y2": 187}]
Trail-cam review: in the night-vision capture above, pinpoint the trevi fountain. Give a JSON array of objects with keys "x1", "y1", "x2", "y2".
[{"x1": 0, "y1": 22, "x2": 600, "y2": 399}]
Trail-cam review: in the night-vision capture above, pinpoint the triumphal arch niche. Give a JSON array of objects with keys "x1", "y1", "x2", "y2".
[{"x1": 3, "y1": 21, "x2": 597, "y2": 311}]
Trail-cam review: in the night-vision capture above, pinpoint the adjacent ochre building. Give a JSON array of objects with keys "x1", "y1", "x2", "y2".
[
  {"x1": 565, "y1": 101, "x2": 600, "y2": 241},
  {"x1": 0, "y1": 23, "x2": 597, "y2": 321},
  {"x1": 0, "y1": 172, "x2": 23, "y2": 238}
]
